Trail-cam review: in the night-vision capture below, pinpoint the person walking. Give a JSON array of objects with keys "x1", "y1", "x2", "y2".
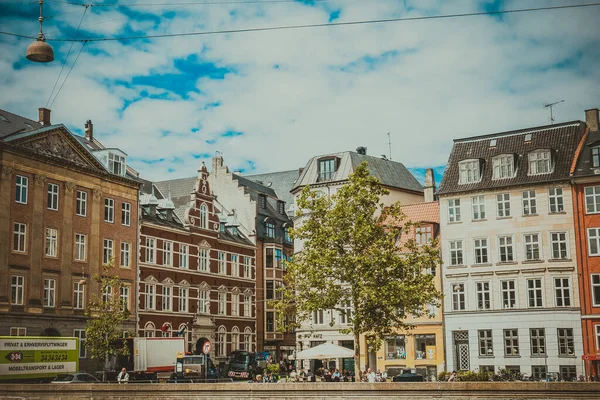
[
  {"x1": 117, "y1": 367, "x2": 129, "y2": 384},
  {"x1": 448, "y1": 371, "x2": 458, "y2": 382}
]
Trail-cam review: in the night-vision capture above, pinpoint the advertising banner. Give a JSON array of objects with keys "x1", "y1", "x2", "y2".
[{"x1": 0, "y1": 337, "x2": 79, "y2": 380}]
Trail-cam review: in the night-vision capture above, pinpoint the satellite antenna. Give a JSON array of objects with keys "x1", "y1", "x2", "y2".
[{"x1": 544, "y1": 100, "x2": 564, "y2": 124}]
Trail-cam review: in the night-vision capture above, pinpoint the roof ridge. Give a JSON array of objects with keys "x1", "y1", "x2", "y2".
[{"x1": 454, "y1": 121, "x2": 582, "y2": 143}]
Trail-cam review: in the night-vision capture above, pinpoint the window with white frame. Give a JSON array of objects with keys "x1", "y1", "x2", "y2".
[
  {"x1": 43, "y1": 278, "x2": 56, "y2": 308},
  {"x1": 120, "y1": 242, "x2": 130, "y2": 268},
  {"x1": 501, "y1": 280, "x2": 517, "y2": 309},
  {"x1": 218, "y1": 252, "x2": 226, "y2": 274},
  {"x1": 108, "y1": 152, "x2": 125, "y2": 175},
  {"x1": 199, "y1": 248, "x2": 209, "y2": 272},
  {"x1": 244, "y1": 257, "x2": 251, "y2": 278},
  {"x1": 554, "y1": 278, "x2": 571, "y2": 307},
  {"x1": 448, "y1": 199, "x2": 461, "y2": 222},
  {"x1": 474, "y1": 238, "x2": 489, "y2": 264},
  {"x1": 528, "y1": 150, "x2": 552, "y2": 175},
  {"x1": 104, "y1": 198, "x2": 114, "y2": 222},
  {"x1": 47, "y1": 183, "x2": 59, "y2": 210},
  {"x1": 217, "y1": 326, "x2": 227, "y2": 357},
  {"x1": 497, "y1": 193, "x2": 511, "y2": 217},
  {"x1": 231, "y1": 293, "x2": 239, "y2": 316},
  {"x1": 558, "y1": 328, "x2": 575, "y2": 356},
  {"x1": 75, "y1": 234, "x2": 86, "y2": 261},
  {"x1": 231, "y1": 327, "x2": 240, "y2": 351},
  {"x1": 498, "y1": 236, "x2": 514, "y2": 262},
  {"x1": 593, "y1": 147, "x2": 600, "y2": 168},
  {"x1": 102, "y1": 285, "x2": 112, "y2": 303},
  {"x1": 160, "y1": 241, "x2": 172, "y2": 266},
  {"x1": 10, "y1": 327, "x2": 26, "y2": 336},
  {"x1": 179, "y1": 287, "x2": 188, "y2": 313},
  {"x1": 476, "y1": 281, "x2": 491, "y2": 310},
  {"x1": 530, "y1": 328, "x2": 546, "y2": 356},
  {"x1": 218, "y1": 292, "x2": 226, "y2": 315},
  {"x1": 585, "y1": 186, "x2": 600, "y2": 213},
  {"x1": 449, "y1": 240, "x2": 463, "y2": 266},
  {"x1": 504, "y1": 329, "x2": 519, "y2": 356},
  {"x1": 459, "y1": 159, "x2": 481, "y2": 184},
  {"x1": 73, "y1": 281, "x2": 85, "y2": 310},
  {"x1": 11, "y1": 275, "x2": 24, "y2": 305},
  {"x1": 74, "y1": 329, "x2": 86, "y2": 358},
  {"x1": 527, "y1": 278, "x2": 543, "y2": 308},
  {"x1": 478, "y1": 330, "x2": 493, "y2": 356},
  {"x1": 549, "y1": 188, "x2": 564, "y2": 213},
  {"x1": 592, "y1": 274, "x2": 600, "y2": 306},
  {"x1": 145, "y1": 284, "x2": 155, "y2": 310},
  {"x1": 120, "y1": 285, "x2": 129, "y2": 311},
  {"x1": 244, "y1": 328, "x2": 252, "y2": 352},
  {"x1": 13, "y1": 222, "x2": 26, "y2": 252},
  {"x1": 45, "y1": 228, "x2": 58, "y2": 257},
  {"x1": 199, "y1": 290, "x2": 210, "y2": 314},
  {"x1": 15, "y1": 175, "x2": 28, "y2": 204},
  {"x1": 76, "y1": 190, "x2": 87, "y2": 216},
  {"x1": 524, "y1": 233, "x2": 540, "y2": 261},
  {"x1": 103, "y1": 239, "x2": 114, "y2": 265},
  {"x1": 145, "y1": 237, "x2": 156, "y2": 264},
  {"x1": 179, "y1": 245, "x2": 188, "y2": 269},
  {"x1": 472, "y1": 196, "x2": 486, "y2": 220},
  {"x1": 452, "y1": 283, "x2": 465, "y2": 311},
  {"x1": 162, "y1": 286, "x2": 172, "y2": 311},
  {"x1": 200, "y1": 204, "x2": 208, "y2": 229},
  {"x1": 492, "y1": 154, "x2": 514, "y2": 179},
  {"x1": 596, "y1": 325, "x2": 600, "y2": 352},
  {"x1": 121, "y1": 202, "x2": 131, "y2": 226},
  {"x1": 275, "y1": 249, "x2": 283, "y2": 268},
  {"x1": 312, "y1": 310, "x2": 324, "y2": 325},
  {"x1": 318, "y1": 158, "x2": 336, "y2": 181},
  {"x1": 551, "y1": 232, "x2": 568, "y2": 259},
  {"x1": 244, "y1": 295, "x2": 252, "y2": 317},
  {"x1": 523, "y1": 190, "x2": 537, "y2": 215},
  {"x1": 339, "y1": 300, "x2": 352, "y2": 324},
  {"x1": 589, "y1": 228, "x2": 600, "y2": 256},
  {"x1": 231, "y1": 255, "x2": 239, "y2": 277}
]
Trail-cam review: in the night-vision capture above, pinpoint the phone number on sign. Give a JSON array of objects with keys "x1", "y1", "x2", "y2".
[{"x1": 40, "y1": 353, "x2": 68, "y2": 362}]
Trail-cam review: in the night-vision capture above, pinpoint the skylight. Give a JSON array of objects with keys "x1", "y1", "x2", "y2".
[
  {"x1": 0, "y1": 114, "x2": 9, "y2": 123},
  {"x1": 524, "y1": 133, "x2": 532, "y2": 142}
]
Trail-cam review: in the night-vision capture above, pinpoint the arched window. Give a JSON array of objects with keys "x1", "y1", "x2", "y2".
[
  {"x1": 200, "y1": 204, "x2": 208, "y2": 229},
  {"x1": 144, "y1": 321, "x2": 156, "y2": 338},
  {"x1": 244, "y1": 327, "x2": 253, "y2": 352},
  {"x1": 231, "y1": 326, "x2": 239, "y2": 351},
  {"x1": 217, "y1": 326, "x2": 227, "y2": 357}
]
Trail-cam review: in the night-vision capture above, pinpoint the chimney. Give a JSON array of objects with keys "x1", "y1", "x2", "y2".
[
  {"x1": 586, "y1": 108, "x2": 599, "y2": 132},
  {"x1": 298, "y1": 167, "x2": 304, "y2": 175},
  {"x1": 356, "y1": 146, "x2": 367, "y2": 155},
  {"x1": 38, "y1": 107, "x2": 51, "y2": 126},
  {"x1": 212, "y1": 154, "x2": 224, "y2": 177},
  {"x1": 424, "y1": 168, "x2": 436, "y2": 203},
  {"x1": 84, "y1": 120, "x2": 93, "y2": 141}
]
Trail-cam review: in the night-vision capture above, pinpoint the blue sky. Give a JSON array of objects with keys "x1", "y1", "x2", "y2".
[{"x1": 0, "y1": 0, "x2": 599, "y2": 185}]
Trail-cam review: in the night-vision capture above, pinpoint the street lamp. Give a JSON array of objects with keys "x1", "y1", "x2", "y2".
[{"x1": 26, "y1": 0, "x2": 54, "y2": 63}]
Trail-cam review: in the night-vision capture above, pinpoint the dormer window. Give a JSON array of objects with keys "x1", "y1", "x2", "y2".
[
  {"x1": 458, "y1": 159, "x2": 481, "y2": 184},
  {"x1": 415, "y1": 226, "x2": 432, "y2": 245},
  {"x1": 258, "y1": 195, "x2": 266, "y2": 209},
  {"x1": 492, "y1": 154, "x2": 515, "y2": 180},
  {"x1": 108, "y1": 152, "x2": 125, "y2": 175},
  {"x1": 318, "y1": 158, "x2": 337, "y2": 182},
  {"x1": 592, "y1": 147, "x2": 600, "y2": 168},
  {"x1": 528, "y1": 149, "x2": 552, "y2": 175},
  {"x1": 277, "y1": 201, "x2": 285, "y2": 215}
]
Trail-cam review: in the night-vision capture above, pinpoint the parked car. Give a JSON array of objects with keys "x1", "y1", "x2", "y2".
[{"x1": 51, "y1": 373, "x2": 100, "y2": 383}]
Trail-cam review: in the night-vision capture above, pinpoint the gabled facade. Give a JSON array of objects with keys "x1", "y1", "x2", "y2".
[
  {"x1": 570, "y1": 108, "x2": 600, "y2": 378},
  {"x1": 438, "y1": 120, "x2": 586, "y2": 380},
  {"x1": 138, "y1": 163, "x2": 256, "y2": 364},
  {"x1": 291, "y1": 147, "x2": 424, "y2": 373},
  {"x1": 0, "y1": 108, "x2": 140, "y2": 372}
]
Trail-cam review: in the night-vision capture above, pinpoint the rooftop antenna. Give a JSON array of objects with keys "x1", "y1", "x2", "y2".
[
  {"x1": 544, "y1": 100, "x2": 564, "y2": 124},
  {"x1": 387, "y1": 132, "x2": 392, "y2": 161}
]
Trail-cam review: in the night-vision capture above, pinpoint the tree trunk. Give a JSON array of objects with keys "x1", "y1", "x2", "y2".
[{"x1": 354, "y1": 331, "x2": 361, "y2": 381}]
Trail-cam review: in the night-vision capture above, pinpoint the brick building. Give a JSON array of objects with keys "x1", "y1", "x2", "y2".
[
  {"x1": 0, "y1": 108, "x2": 140, "y2": 372},
  {"x1": 139, "y1": 163, "x2": 256, "y2": 366}
]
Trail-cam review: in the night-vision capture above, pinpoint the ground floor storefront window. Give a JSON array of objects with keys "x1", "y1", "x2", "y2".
[{"x1": 385, "y1": 336, "x2": 406, "y2": 360}]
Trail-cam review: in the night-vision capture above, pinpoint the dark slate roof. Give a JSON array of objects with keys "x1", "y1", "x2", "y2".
[
  {"x1": 0, "y1": 108, "x2": 42, "y2": 139},
  {"x1": 437, "y1": 121, "x2": 586, "y2": 195},
  {"x1": 292, "y1": 151, "x2": 423, "y2": 193},
  {"x1": 572, "y1": 128, "x2": 600, "y2": 178},
  {"x1": 155, "y1": 177, "x2": 195, "y2": 221},
  {"x1": 141, "y1": 207, "x2": 187, "y2": 231},
  {"x1": 245, "y1": 169, "x2": 301, "y2": 206}
]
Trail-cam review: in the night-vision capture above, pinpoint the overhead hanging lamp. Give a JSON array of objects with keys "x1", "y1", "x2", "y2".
[{"x1": 26, "y1": 0, "x2": 54, "y2": 62}]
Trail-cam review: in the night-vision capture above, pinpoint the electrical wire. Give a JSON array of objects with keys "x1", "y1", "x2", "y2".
[
  {"x1": 2, "y1": 2, "x2": 598, "y2": 43},
  {"x1": 48, "y1": 0, "x2": 339, "y2": 7},
  {"x1": 46, "y1": 5, "x2": 89, "y2": 108},
  {"x1": 48, "y1": 40, "x2": 88, "y2": 108}
]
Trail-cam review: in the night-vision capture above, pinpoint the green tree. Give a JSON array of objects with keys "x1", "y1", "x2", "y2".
[
  {"x1": 84, "y1": 263, "x2": 131, "y2": 369},
  {"x1": 273, "y1": 162, "x2": 442, "y2": 378}
]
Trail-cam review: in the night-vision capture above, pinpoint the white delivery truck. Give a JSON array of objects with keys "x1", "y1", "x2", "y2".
[{"x1": 119, "y1": 337, "x2": 185, "y2": 381}]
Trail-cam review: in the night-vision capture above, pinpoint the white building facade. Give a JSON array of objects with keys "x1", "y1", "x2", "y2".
[{"x1": 438, "y1": 122, "x2": 587, "y2": 380}]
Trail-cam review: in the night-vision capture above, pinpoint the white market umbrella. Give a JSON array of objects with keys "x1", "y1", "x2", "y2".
[{"x1": 294, "y1": 342, "x2": 354, "y2": 360}]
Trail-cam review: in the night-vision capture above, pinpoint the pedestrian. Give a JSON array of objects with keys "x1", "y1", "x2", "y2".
[
  {"x1": 367, "y1": 368, "x2": 376, "y2": 383},
  {"x1": 117, "y1": 367, "x2": 129, "y2": 384},
  {"x1": 448, "y1": 371, "x2": 458, "y2": 382}
]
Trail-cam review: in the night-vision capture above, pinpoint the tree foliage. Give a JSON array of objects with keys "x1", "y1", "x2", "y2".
[
  {"x1": 84, "y1": 263, "x2": 131, "y2": 366},
  {"x1": 273, "y1": 162, "x2": 442, "y2": 377}
]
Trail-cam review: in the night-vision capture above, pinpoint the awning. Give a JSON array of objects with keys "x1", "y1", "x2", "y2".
[{"x1": 293, "y1": 342, "x2": 354, "y2": 360}]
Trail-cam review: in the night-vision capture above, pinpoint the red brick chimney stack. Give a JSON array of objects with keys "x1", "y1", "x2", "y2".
[
  {"x1": 85, "y1": 120, "x2": 94, "y2": 141},
  {"x1": 38, "y1": 107, "x2": 51, "y2": 126}
]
